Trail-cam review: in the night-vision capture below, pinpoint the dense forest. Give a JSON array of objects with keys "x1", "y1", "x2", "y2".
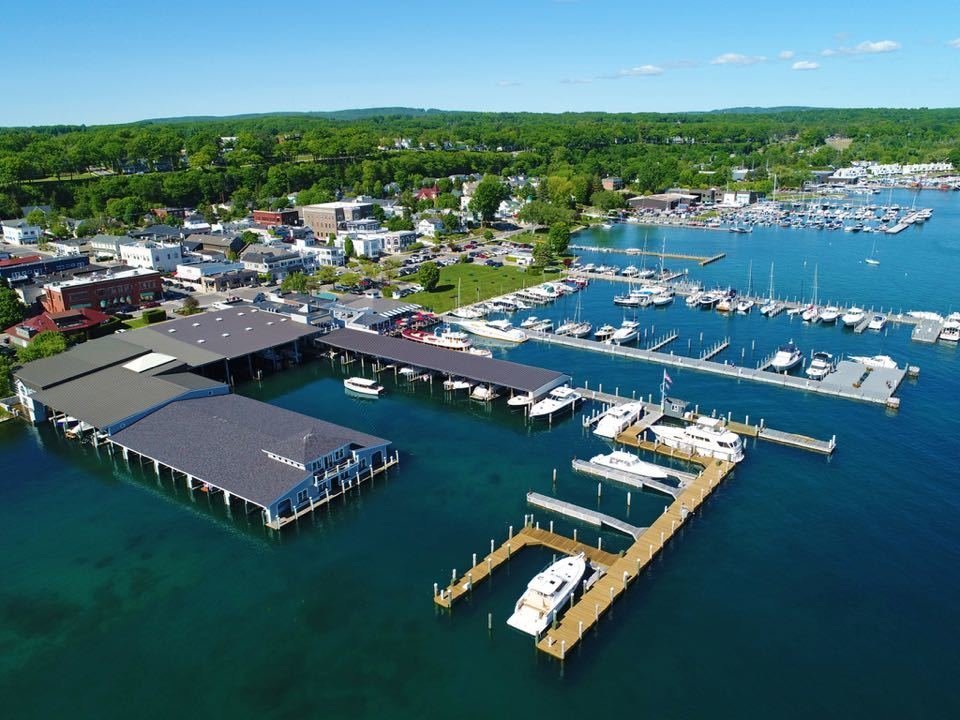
[{"x1": 1, "y1": 108, "x2": 958, "y2": 226}]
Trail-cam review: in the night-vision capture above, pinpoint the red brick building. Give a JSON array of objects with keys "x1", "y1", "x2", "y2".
[
  {"x1": 5, "y1": 308, "x2": 114, "y2": 347},
  {"x1": 253, "y1": 208, "x2": 300, "y2": 226},
  {"x1": 41, "y1": 269, "x2": 163, "y2": 313}
]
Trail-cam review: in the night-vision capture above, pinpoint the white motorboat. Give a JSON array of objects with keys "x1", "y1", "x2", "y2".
[
  {"x1": 651, "y1": 292, "x2": 674, "y2": 307},
  {"x1": 685, "y1": 291, "x2": 703, "y2": 307},
  {"x1": 592, "y1": 401, "x2": 645, "y2": 439},
  {"x1": 650, "y1": 417, "x2": 744, "y2": 463},
  {"x1": 610, "y1": 321, "x2": 639, "y2": 345},
  {"x1": 529, "y1": 319, "x2": 554, "y2": 332},
  {"x1": 566, "y1": 321, "x2": 592, "y2": 338},
  {"x1": 868, "y1": 314, "x2": 887, "y2": 331},
  {"x1": 401, "y1": 327, "x2": 473, "y2": 351},
  {"x1": 506, "y1": 553, "x2": 587, "y2": 637},
  {"x1": 849, "y1": 354, "x2": 898, "y2": 370},
  {"x1": 769, "y1": 342, "x2": 803, "y2": 372},
  {"x1": 470, "y1": 384, "x2": 499, "y2": 402},
  {"x1": 594, "y1": 324, "x2": 616, "y2": 341},
  {"x1": 760, "y1": 301, "x2": 782, "y2": 316},
  {"x1": 507, "y1": 394, "x2": 535, "y2": 408},
  {"x1": 841, "y1": 307, "x2": 866, "y2": 327},
  {"x1": 457, "y1": 319, "x2": 528, "y2": 343},
  {"x1": 466, "y1": 347, "x2": 493, "y2": 358},
  {"x1": 735, "y1": 298, "x2": 755, "y2": 314},
  {"x1": 715, "y1": 296, "x2": 733, "y2": 313},
  {"x1": 805, "y1": 351, "x2": 834, "y2": 380},
  {"x1": 344, "y1": 377, "x2": 384, "y2": 397},
  {"x1": 528, "y1": 386, "x2": 582, "y2": 419},
  {"x1": 443, "y1": 379, "x2": 472, "y2": 392},
  {"x1": 520, "y1": 316, "x2": 540, "y2": 329},
  {"x1": 801, "y1": 305, "x2": 820, "y2": 323},
  {"x1": 589, "y1": 450, "x2": 669, "y2": 480},
  {"x1": 819, "y1": 306, "x2": 841, "y2": 324},
  {"x1": 939, "y1": 320, "x2": 960, "y2": 343}
]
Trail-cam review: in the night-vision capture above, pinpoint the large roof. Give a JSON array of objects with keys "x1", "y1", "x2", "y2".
[
  {"x1": 31, "y1": 367, "x2": 225, "y2": 430},
  {"x1": 15, "y1": 336, "x2": 149, "y2": 390},
  {"x1": 122, "y1": 308, "x2": 321, "y2": 367},
  {"x1": 110, "y1": 394, "x2": 389, "y2": 507},
  {"x1": 320, "y1": 328, "x2": 569, "y2": 395}
]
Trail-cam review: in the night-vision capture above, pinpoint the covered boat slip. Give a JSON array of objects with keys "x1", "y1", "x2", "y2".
[{"x1": 319, "y1": 328, "x2": 570, "y2": 397}]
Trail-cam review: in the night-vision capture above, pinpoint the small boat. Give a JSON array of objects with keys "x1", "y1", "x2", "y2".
[
  {"x1": 593, "y1": 401, "x2": 645, "y2": 439},
  {"x1": 735, "y1": 298, "x2": 755, "y2": 314},
  {"x1": 939, "y1": 320, "x2": 960, "y2": 343},
  {"x1": 760, "y1": 301, "x2": 782, "y2": 316},
  {"x1": 401, "y1": 327, "x2": 473, "y2": 351},
  {"x1": 594, "y1": 324, "x2": 616, "y2": 341},
  {"x1": 650, "y1": 417, "x2": 744, "y2": 463},
  {"x1": 801, "y1": 305, "x2": 819, "y2": 323},
  {"x1": 589, "y1": 450, "x2": 669, "y2": 479},
  {"x1": 610, "y1": 321, "x2": 639, "y2": 345},
  {"x1": 443, "y1": 379, "x2": 472, "y2": 392},
  {"x1": 716, "y1": 296, "x2": 733, "y2": 313},
  {"x1": 466, "y1": 347, "x2": 493, "y2": 358},
  {"x1": 651, "y1": 292, "x2": 674, "y2": 307},
  {"x1": 819, "y1": 306, "x2": 841, "y2": 324},
  {"x1": 470, "y1": 384, "x2": 499, "y2": 402},
  {"x1": 507, "y1": 394, "x2": 535, "y2": 408},
  {"x1": 865, "y1": 257, "x2": 880, "y2": 266},
  {"x1": 841, "y1": 307, "x2": 866, "y2": 327},
  {"x1": 506, "y1": 553, "x2": 587, "y2": 636},
  {"x1": 566, "y1": 321, "x2": 592, "y2": 338},
  {"x1": 698, "y1": 292, "x2": 720, "y2": 309},
  {"x1": 613, "y1": 293, "x2": 644, "y2": 307},
  {"x1": 520, "y1": 316, "x2": 539, "y2": 329},
  {"x1": 867, "y1": 314, "x2": 886, "y2": 331},
  {"x1": 529, "y1": 319, "x2": 554, "y2": 332},
  {"x1": 344, "y1": 377, "x2": 384, "y2": 397},
  {"x1": 769, "y1": 342, "x2": 803, "y2": 372},
  {"x1": 528, "y1": 386, "x2": 582, "y2": 419},
  {"x1": 805, "y1": 351, "x2": 834, "y2": 380},
  {"x1": 849, "y1": 354, "x2": 897, "y2": 370},
  {"x1": 685, "y1": 291, "x2": 703, "y2": 307}
]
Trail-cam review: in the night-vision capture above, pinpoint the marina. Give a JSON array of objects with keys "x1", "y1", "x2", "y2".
[{"x1": 570, "y1": 244, "x2": 726, "y2": 266}]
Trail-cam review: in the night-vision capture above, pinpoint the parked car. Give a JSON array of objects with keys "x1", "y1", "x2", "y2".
[{"x1": 142, "y1": 301, "x2": 161, "y2": 308}]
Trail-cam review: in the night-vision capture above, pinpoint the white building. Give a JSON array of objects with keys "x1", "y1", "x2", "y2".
[
  {"x1": 293, "y1": 238, "x2": 345, "y2": 268},
  {"x1": 417, "y1": 218, "x2": 444, "y2": 237},
  {"x1": 120, "y1": 241, "x2": 184, "y2": 272},
  {"x1": 383, "y1": 231, "x2": 417, "y2": 254},
  {"x1": 1, "y1": 219, "x2": 41, "y2": 245},
  {"x1": 176, "y1": 261, "x2": 245, "y2": 283},
  {"x1": 350, "y1": 234, "x2": 384, "y2": 259}
]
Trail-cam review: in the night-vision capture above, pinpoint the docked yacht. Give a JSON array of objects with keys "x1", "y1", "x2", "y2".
[
  {"x1": 401, "y1": 327, "x2": 473, "y2": 351},
  {"x1": 506, "y1": 553, "x2": 587, "y2": 636},
  {"x1": 685, "y1": 291, "x2": 703, "y2": 307},
  {"x1": 609, "y1": 321, "x2": 639, "y2": 345},
  {"x1": 528, "y1": 386, "x2": 582, "y2": 419},
  {"x1": 443, "y1": 379, "x2": 472, "y2": 392},
  {"x1": 760, "y1": 300, "x2": 782, "y2": 316},
  {"x1": 566, "y1": 321, "x2": 592, "y2": 338},
  {"x1": 939, "y1": 320, "x2": 960, "y2": 343},
  {"x1": 805, "y1": 351, "x2": 834, "y2": 380},
  {"x1": 650, "y1": 417, "x2": 744, "y2": 463},
  {"x1": 769, "y1": 342, "x2": 803, "y2": 372},
  {"x1": 528, "y1": 319, "x2": 554, "y2": 332},
  {"x1": 520, "y1": 316, "x2": 540, "y2": 329},
  {"x1": 735, "y1": 298, "x2": 755, "y2": 314},
  {"x1": 698, "y1": 292, "x2": 721, "y2": 309},
  {"x1": 651, "y1": 292, "x2": 674, "y2": 307},
  {"x1": 589, "y1": 450, "x2": 669, "y2": 480},
  {"x1": 457, "y1": 319, "x2": 528, "y2": 343},
  {"x1": 868, "y1": 314, "x2": 887, "y2": 331},
  {"x1": 801, "y1": 305, "x2": 820, "y2": 323},
  {"x1": 343, "y1": 377, "x2": 384, "y2": 397},
  {"x1": 841, "y1": 307, "x2": 866, "y2": 327},
  {"x1": 592, "y1": 401, "x2": 645, "y2": 439},
  {"x1": 507, "y1": 393, "x2": 535, "y2": 408},
  {"x1": 470, "y1": 384, "x2": 499, "y2": 402},
  {"x1": 849, "y1": 355, "x2": 898, "y2": 370},
  {"x1": 819, "y1": 306, "x2": 841, "y2": 324},
  {"x1": 594, "y1": 324, "x2": 616, "y2": 341}
]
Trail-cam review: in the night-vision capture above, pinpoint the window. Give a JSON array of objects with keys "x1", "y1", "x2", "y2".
[{"x1": 297, "y1": 489, "x2": 308, "y2": 505}]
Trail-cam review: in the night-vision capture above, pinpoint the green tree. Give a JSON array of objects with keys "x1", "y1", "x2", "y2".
[
  {"x1": 180, "y1": 295, "x2": 200, "y2": 314},
  {"x1": 385, "y1": 216, "x2": 414, "y2": 231},
  {"x1": 0, "y1": 284, "x2": 26, "y2": 329},
  {"x1": 532, "y1": 241, "x2": 554, "y2": 268},
  {"x1": 589, "y1": 190, "x2": 626, "y2": 211},
  {"x1": 0, "y1": 354, "x2": 14, "y2": 397},
  {"x1": 338, "y1": 271, "x2": 361, "y2": 287},
  {"x1": 517, "y1": 199, "x2": 574, "y2": 226},
  {"x1": 547, "y1": 222, "x2": 571, "y2": 256},
  {"x1": 281, "y1": 271, "x2": 309, "y2": 293},
  {"x1": 314, "y1": 265, "x2": 338, "y2": 284},
  {"x1": 25, "y1": 209, "x2": 48, "y2": 227},
  {"x1": 17, "y1": 331, "x2": 68, "y2": 364},
  {"x1": 468, "y1": 176, "x2": 510, "y2": 225},
  {"x1": 343, "y1": 237, "x2": 355, "y2": 258},
  {"x1": 417, "y1": 261, "x2": 440, "y2": 292},
  {"x1": 482, "y1": 229, "x2": 494, "y2": 241}
]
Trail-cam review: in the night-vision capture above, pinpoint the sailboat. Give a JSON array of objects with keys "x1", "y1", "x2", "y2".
[
  {"x1": 801, "y1": 265, "x2": 819, "y2": 322},
  {"x1": 736, "y1": 261, "x2": 755, "y2": 313},
  {"x1": 760, "y1": 262, "x2": 780, "y2": 316},
  {"x1": 865, "y1": 235, "x2": 880, "y2": 266}
]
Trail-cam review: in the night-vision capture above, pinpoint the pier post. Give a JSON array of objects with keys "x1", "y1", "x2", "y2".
[
  {"x1": 472, "y1": 553, "x2": 477, "y2": 567},
  {"x1": 490, "y1": 539, "x2": 494, "y2": 553},
  {"x1": 452, "y1": 569, "x2": 457, "y2": 582},
  {"x1": 597, "y1": 482, "x2": 602, "y2": 498},
  {"x1": 626, "y1": 491, "x2": 631, "y2": 508},
  {"x1": 224, "y1": 491, "x2": 231, "y2": 506},
  {"x1": 649, "y1": 544, "x2": 653, "y2": 559},
  {"x1": 434, "y1": 583, "x2": 438, "y2": 598},
  {"x1": 579, "y1": 621, "x2": 583, "y2": 639},
  {"x1": 509, "y1": 525, "x2": 513, "y2": 539},
  {"x1": 549, "y1": 520, "x2": 554, "y2": 534},
  {"x1": 573, "y1": 528, "x2": 577, "y2": 542},
  {"x1": 623, "y1": 571, "x2": 629, "y2": 590},
  {"x1": 488, "y1": 613, "x2": 492, "y2": 632},
  {"x1": 598, "y1": 537, "x2": 602, "y2": 551}
]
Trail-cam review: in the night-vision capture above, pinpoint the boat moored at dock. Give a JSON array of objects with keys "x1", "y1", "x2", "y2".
[
  {"x1": 651, "y1": 417, "x2": 745, "y2": 463},
  {"x1": 593, "y1": 401, "x2": 645, "y2": 439},
  {"x1": 344, "y1": 377, "x2": 385, "y2": 397},
  {"x1": 506, "y1": 553, "x2": 587, "y2": 637}
]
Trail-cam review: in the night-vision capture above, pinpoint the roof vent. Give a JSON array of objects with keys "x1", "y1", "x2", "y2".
[
  {"x1": 197, "y1": 339, "x2": 205, "y2": 344},
  {"x1": 280, "y1": 318, "x2": 287, "y2": 322},
  {"x1": 192, "y1": 322, "x2": 200, "y2": 327},
  {"x1": 216, "y1": 317, "x2": 223, "y2": 322},
  {"x1": 221, "y1": 332, "x2": 230, "y2": 337},
  {"x1": 267, "y1": 321, "x2": 274, "y2": 325},
  {"x1": 245, "y1": 327, "x2": 253, "y2": 331},
  {"x1": 168, "y1": 328, "x2": 176, "y2": 333},
  {"x1": 237, "y1": 312, "x2": 245, "y2": 316}
]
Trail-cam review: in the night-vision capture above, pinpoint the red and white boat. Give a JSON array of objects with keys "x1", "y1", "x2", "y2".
[{"x1": 401, "y1": 327, "x2": 474, "y2": 351}]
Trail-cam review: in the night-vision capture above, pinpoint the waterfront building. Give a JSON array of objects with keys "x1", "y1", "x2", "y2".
[
  {"x1": 119, "y1": 240, "x2": 184, "y2": 272},
  {"x1": 41, "y1": 268, "x2": 163, "y2": 312},
  {"x1": 1, "y1": 219, "x2": 42, "y2": 245}
]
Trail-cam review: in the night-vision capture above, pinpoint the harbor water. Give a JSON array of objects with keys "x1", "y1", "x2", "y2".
[{"x1": 1, "y1": 190, "x2": 958, "y2": 718}]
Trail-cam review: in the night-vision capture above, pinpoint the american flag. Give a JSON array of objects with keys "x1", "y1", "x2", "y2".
[{"x1": 663, "y1": 369, "x2": 673, "y2": 386}]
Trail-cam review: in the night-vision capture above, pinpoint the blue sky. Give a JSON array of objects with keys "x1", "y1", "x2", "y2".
[{"x1": 5, "y1": 0, "x2": 960, "y2": 126}]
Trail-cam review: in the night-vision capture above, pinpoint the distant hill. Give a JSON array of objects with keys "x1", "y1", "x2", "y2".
[
  {"x1": 138, "y1": 107, "x2": 446, "y2": 124},
  {"x1": 708, "y1": 106, "x2": 821, "y2": 114}
]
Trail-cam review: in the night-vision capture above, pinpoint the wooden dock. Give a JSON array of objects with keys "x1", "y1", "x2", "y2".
[
  {"x1": 527, "y1": 492, "x2": 645, "y2": 539},
  {"x1": 571, "y1": 458, "x2": 683, "y2": 498},
  {"x1": 570, "y1": 245, "x2": 723, "y2": 265},
  {"x1": 699, "y1": 338, "x2": 729, "y2": 360},
  {"x1": 911, "y1": 319, "x2": 943, "y2": 344},
  {"x1": 646, "y1": 331, "x2": 678, "y2": 352},
  {"x1": 433, "y1": 525, "x2": 620, "y2": 609}
]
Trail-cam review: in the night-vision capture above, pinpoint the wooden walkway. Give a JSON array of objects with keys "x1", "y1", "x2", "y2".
[
  {"x1": 646, "y1": 332, "x2": 679, "y2": 351},
  {"x1": 571, "y1": 458, "x2": 681, "y2": 498},
  {"x1": 527, "y1": 492, "x2": 645, "y2": 538},
  {"x1": 536, "y1": 451, "x2": 735, "y2": 659},
  {"x1": 433, "y1": 525, "x2": 619, "y2": 609}
]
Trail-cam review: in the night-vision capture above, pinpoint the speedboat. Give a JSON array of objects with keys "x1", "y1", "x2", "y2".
[
  {"x1": 715, "y1": 296, "x2": 733, "y2": 313},
  {"x1": 507, "y1": 393, "x2": 535, "y2": 408},
  {"x1": 849, "y1": 354, "x2": 897, "y2": 370},
  {"x1": 801, "y1": 305, "x2": 820, "y2": 323},
  {"x1": 592, "y1": 401, "x2": 645, "y2": 439},
  {"x1": 506, "y1": 553, "x2": 586, "y2": 636},
  {"x1": 470, "y1": 384, "x2": 499, "y2": 402},
  {"x1": 589, "y1": 450, "x2": 669, "y2": 479},
  {"x1": 610, "y1": 321, "x2": 639, "y2": 345},
  {"x1": 841, "y1": 307, "x2": 866, "y2": 327},
  {"x1": 805, "y1": 351, "x2": 834, "y2": 380},
  {"x1": 735, "y1": 298, "x2": 755, "y2": 314},
  {"x1": 613, "y1": 292, "x2": 644, "y2": 307},
  {"x1": 685, "y1": 291, "x2": 703, "y2": 306},
  {"x1": 769, "y1": 342, "x2": 803, "y2": 372},
  {"x1": 940, "y1": 320, "x2": 960, "y2": 343},
  {"x1": 594, "y1": 324, "x2": 616, "y2": 341},
  {"x1": 528, "y1": 386, "x2": 582, "y2": 419},
  {"x1": 819, "y1": 306, "x2": 841, "y2": 324},
  {"x1": 520, "y1": 316, "x2": 539, "y2": 329},
  {"x1": 698, "y1": 292, "x2": 720, "y2": 309},
  {"x1": 344, "y1": 377, "x2": 384, "y2": 397},
  {"x1": 650, "y1": 417, "x2": 744, "y2": 463},
  {"x1": 401, "y1": 327, "x2": 473, "y2": 351},
  {"x1": 457, "y1": 319, "x2": 527, "y2": 343},
  {"x1": 651, "y1": 292, "x2": 674, "y2": 307},
  {"x1": 466, "y1": 347, "x2": 493, "y2": 358},
  {"x1": 868, "y1": 314, "x2": 886, "y2": 331}
]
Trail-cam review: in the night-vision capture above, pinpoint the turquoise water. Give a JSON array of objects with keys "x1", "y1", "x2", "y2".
[{"x1": 2, "y1": 189, "x2": 959, "y2": 718}]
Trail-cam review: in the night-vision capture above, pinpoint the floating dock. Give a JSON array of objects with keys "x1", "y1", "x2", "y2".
[
  {"x1": 911, "y1": 319, "x2": 943, "y2": 344},
  {"x1": 571, "y1": 458, "x2": 684, "y2": 498},
  {"x1": 527, "y1": 492, "x2": 645, "y2": 538}
]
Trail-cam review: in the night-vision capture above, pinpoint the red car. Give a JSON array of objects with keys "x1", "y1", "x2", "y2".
[{"x1": 142, "y1": 301, "x2": 161, "y2": 308}]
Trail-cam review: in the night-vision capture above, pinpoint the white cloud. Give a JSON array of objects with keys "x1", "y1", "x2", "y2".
[
  {"x1": 792, "y1": 60, "x2": 820, "y2": 71},
  {"x1": 617, "y1": 64, "x2": 664, "y2": 77},
  {"x1": 710, "y1": 53, "x2": 767, "y2": 66},
  {"x1": 496, "y1": 80, "x2": 521, "y2": 87},
  {"x1": 821, "y1": 39, "x2": 901, "y2": 56},
  {"x1": 948, "y1": 38, "x2": 960, "y2": 48},
  {"x1": 560, "y1": 77, "x2": 593, "y2": 85},
  {"x1": 778, "y1": 50, "x2": 795, "y2": 60}
]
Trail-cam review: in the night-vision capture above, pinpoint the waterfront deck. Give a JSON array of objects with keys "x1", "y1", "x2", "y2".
[
  {"x1": 911, "y1": 319, "x2": 943, "y2": 344},
  {"x1": 570, "y1": 245, "x2": 725, "y2": 266},
  {"x1": 527, "y1": 491, "x2": 645, "y2": 538}
]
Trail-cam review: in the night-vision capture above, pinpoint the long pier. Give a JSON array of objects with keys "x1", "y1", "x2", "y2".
[
  {"x1": 529, "y1": 331, "x2": 905, "y2": 407},
  {"x1": 571, "y1": 245, "x2": 726, "y2": 266},
  {"x1": 527, "y1": 492, "x2": 645, "y2": 538},
  {"x1": 571, "y1": 458, "x2": 683, "y2": 498}
]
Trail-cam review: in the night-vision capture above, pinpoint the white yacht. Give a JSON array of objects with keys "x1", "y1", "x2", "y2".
[
  {"x1": 401, "y1": 327, "x2": 473, "y2": 351},
  {"x1": 528, "y1": 386, "x2": 582, "y2": 419},
  {"x1": 506, "y1": 553, "x2": 587, "y2": 637},
  {"x1": 529, "y1": 319, "x2": 554, "y2": 332},
  {"x1": 343, "y1": 377, "x2": 384, "y2": 397},
  {"x1": 939, "y1": 320, "x2": 960, "y2": 343},
  {"x1": 589, "y1": 450, "x2": 669, "y2": 480},
  {"x1": 651, "y1": 292, "x2": 674, "y2": 307},
  {"x1": 650, "y1": 417, "x2": 744, "y2": 463},
  {"x1": 801, "y1": 305, "x2": 820, "y2": 323},
  {"x1": 685, "y1": 291, "x2": 703, "y2": 307},
  {"x1": 805, "y1": 351, "x2": 834, "y2": 380},
  {"x1": 443, "y1": 379, "x2": 472, "y2": 392},
  {"x1": 819, "y1": 306, "x2": 841, "y2": 324},
  {"x1": 566, "y1": 321, "x2": 592, "y2": 338},
  {"x1": 735, "y1": 298, "x2": 755, "y2": 314},
  {"x1": 470, "y1": 384, "x2": 499, "y2": 402},
  {"x1": 609, "y1": 321, "x2": 639, "y2": 345},
  {"x1": 841, "y1": 307, "x2": 866, "y2": 327},
  {"x1": 760, "y1": 300, "x2": 782, "y2": 316},
  {"x1": 867, "y1": 314, "x2": 887, "y2": 331},
  {"x1": 520, "y1": 316, "x2": 540, "y2": 329},
  {"x1": 457, "y1": 319, "x2": 528, "y2": 343},
  {"x1": 592, "y1": 402, "x2": 644, "y2": 439},
  {"x1": 507, "y1": 394, "x2": 535, "y2": 408},
  {"x1": 769, "y1": 342, "x2": 803, "y2": 372},
  {"x1": 849, "y1": 354, "x2": 898, "y2": 370},
  {"x1": 594, "y1": 324, "x2": 616, "y2": 341}
]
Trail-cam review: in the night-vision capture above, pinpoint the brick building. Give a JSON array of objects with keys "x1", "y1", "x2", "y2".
[
  {"x1": 253, "y1": 209, "x2": 300, "y2": 226},
  {"x1": 300, "y1": 201, "x2": 373, "y2": 236},
  {"x1": 41, "y1": 268, "x2": 163, "y2": 313}
]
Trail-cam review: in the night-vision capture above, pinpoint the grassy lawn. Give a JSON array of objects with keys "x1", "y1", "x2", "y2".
[
  {"x1": 121, "y1": 315, "x2": 153, "y2": 330},
  {"x1": 405, "y1": 263, "x2": 562, "y2": 313}
]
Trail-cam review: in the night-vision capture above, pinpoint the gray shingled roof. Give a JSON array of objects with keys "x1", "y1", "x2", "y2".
[
  {"x1": 122, "y1": 308, "x2": 321, "y2": 367},
  {"x1": 320, "y1": 328, "x2": 569, "y2": 394},
  {"x1": 110, "y1": 394, "x2": 389, "y2": 507},
  {"x1": 15, "y1": 337, "x2": 149, "y2": 390},
  {"x1": 32, "y1": 368, "x2": 226, "y2": 430}
]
